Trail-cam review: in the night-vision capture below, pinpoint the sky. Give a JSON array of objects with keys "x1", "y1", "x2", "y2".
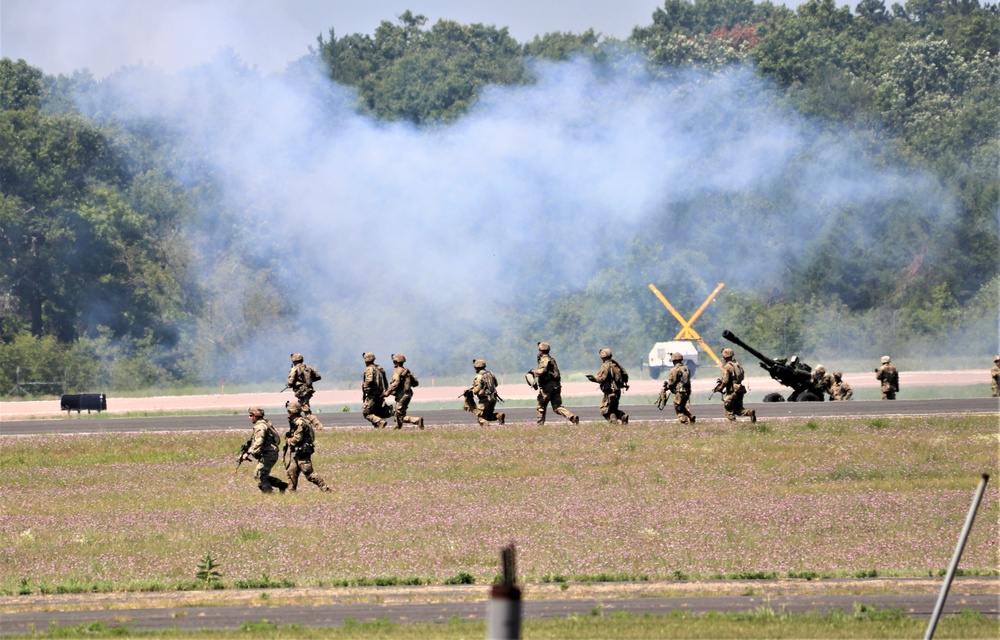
[{"x1": 1, "y1": 0, "x2": 809, "y2": 79}]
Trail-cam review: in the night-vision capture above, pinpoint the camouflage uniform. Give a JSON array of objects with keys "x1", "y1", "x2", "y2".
[
  {"x1": 385, "y1": 354, "x2": 424, "y2": 429},
  {"x1": 875, "y1": 356, "x2": 899, "y2": 400},
  {"x1": 991, "y1": 356, "x2": 1000, "y2": 398},
  {"x1": 586, "y1": 349, "x2": 629, "y2": 424},
  {"x1": 287, "y1": 353, "x2": 321, "y2": 414},
  {"x1": 664, "y1": 354, "x2": 695, "y2": 425},
  {"x1": 245, "y1": 407, "x2": 288, "y2": 493},
  {"x1": 529, "y1": 342, "x2": 578, "y2": 425},
  {"x1": 284, "y1": 402, "x2": 331, "y2": 492},
  {"x1": 361, "y1": 353, "x2": 390, "y2": 429},
  {"x1": 720, "y1": 348, "x2": 755, "y2": 422},
  {"x1": 463, "y1": 359, "x2": 504, "y2": 426},
  {"x1": 829, "y1": 372, "x2": 853, "y2": 401},
  {"x1": 810, "y1": 366, "x2": 834, "y2": 400}
]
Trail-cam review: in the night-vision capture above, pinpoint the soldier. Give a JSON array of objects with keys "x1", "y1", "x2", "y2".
[
  {"x1": 361, "y1": 352, "x2": 390, "y2": 429},
  {"x1": 528, "y1": 342, "x2": 578, "y2": 425},
  {"x1": 287, "y1": 353, "x2": 321, "y2": 414},
  {"x1": 718, "y1": 347, "x2": 756, "y2": 423},
  {"x1": 283, "y1": 401, "x2": 331, "y2": 492},
  {"x1": 586, "y1": 348, "x2": 629, "y2": 424},
  {"x1": 662, "y1": 352, "x2": 695, "y2": 424},
  {"x1": 991, "y1": 356, "x2": 1000, "y2": 398},
  {"x1": 462, "y1": 359, "x2": 505, "y2": 426},
  {"x1": 241, "y1": 407, "x2": 288, "y2": 493},
  {"x1": 810, "y1": 365, "x2": 834, "y2": 400},
  {"x1": 830, "y1": 371, "x2": 854, "y2": 401},
  {"x1": 875, "y1": 355, "x2": 899, "y2": 400},
  {"x1": 384, "y1": 354, "x2": 424, "y2": 429}
]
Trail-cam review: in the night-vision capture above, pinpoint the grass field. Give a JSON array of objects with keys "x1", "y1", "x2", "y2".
[{"x1": 2, "y1": 414, "x2": 996, "y2": 595}]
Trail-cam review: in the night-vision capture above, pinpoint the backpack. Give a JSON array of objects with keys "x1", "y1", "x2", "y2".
[
  {"x1": 308, "y1": 366, "x2": 322, "y2": 383},
  {"x1": 264, "y1": 421, "x2": 282, "y2": 448},
  {"x1": 611, "y1": 359, "x2": 629, "y2": 388},
  {"x1": 410, "y1": 370, "x2": 419, "y2": 387},
  {"x1": 480, "y1": 371, "x2": 498, "y2": 400}
]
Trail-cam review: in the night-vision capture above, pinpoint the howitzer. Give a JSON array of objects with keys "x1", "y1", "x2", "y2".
[
  {"x1": 234, "y1": 438, "x2": 252, "y2": 474},
  {"x1": 721, "y1": 330, "x2": 824, "y2": 402}
]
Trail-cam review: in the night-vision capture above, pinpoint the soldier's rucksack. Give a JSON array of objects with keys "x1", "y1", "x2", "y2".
[
  {"x1": 611, "y1": 359, "x2": 629, "y2": 389},
  {"x1": 308, "y1": 366, "x2": 322, "y2": 383},
  {"x1": 481, "y1": 371, "x2": 498, "y2": 400},
  {"x1": 264, "y1": 421, "x2": 282, "y2": 448}
]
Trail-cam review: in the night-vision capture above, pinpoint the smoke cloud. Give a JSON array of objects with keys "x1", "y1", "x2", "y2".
[{"x1": 76, "y1": 52, "x2": 956, "y2": 382}]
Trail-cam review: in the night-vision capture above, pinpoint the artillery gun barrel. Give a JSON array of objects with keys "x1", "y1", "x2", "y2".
[{"x1": 721, "y1": 330, "x2": 777, "y2": 367}]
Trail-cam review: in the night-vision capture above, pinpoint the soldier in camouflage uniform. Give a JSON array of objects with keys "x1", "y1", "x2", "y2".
[
  {"x1": 242, "y1": 407, "x2": 288, "y2": 493},
  {"x1": 284, "y1": 401, "x2": 331, "y2": 492},
  {"x1": 991, "y1": 356, "x2": 1000, "y2": 398},
  {"x1": 810, "y1": 365, "x2": 834, "y2": 400},
  {"x1": 718, "y1": 348, "x2": 756, "y2": 422},
  {"x1": 384, "y1": 354, "x2": 424, "y2": 429},
  {"x1": 829, "y1": 371, "x2": 853, "y2": 400},
  {"x1": 875, "y1": 355, "x2": 899, "y2": 400},
  {"x1": 462, "y1": 359, "x2": 504, "y2": 426},
  {"x1": 663, "y1": 352, "x2": 695, "y2": 425},
  {"x1": 361, "y1": 352, "x2": 390, "y2": 429},
  {"x1": 586, "y1": 348, "x2": 629, "y2": 425},
  {"x1": 287, "y1": 353, "x2": 321, "y2": 414},
  {"x1": 528, "y1": 342, "x2": 578, "y2": 425}
]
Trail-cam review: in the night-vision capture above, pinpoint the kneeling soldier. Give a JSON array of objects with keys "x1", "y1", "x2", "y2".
[{"x1": 462, "y1": 359, "x2": 504, "y2": 426}]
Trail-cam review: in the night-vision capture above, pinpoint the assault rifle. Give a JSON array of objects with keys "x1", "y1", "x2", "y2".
[
  {"x1": 234, "y1": 438, "x2": 251, "y2": 474},
  {"x1": 656, "y1": 383, "x2": 671, "y2": 411},
  {"x1": 709, "y1": 378, "x2": 724, "y2": 400}
]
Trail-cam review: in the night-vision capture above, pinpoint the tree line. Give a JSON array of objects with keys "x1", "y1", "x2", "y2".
[{"x1": 1, "y1": 0, "x2": 997, "y2": 394}]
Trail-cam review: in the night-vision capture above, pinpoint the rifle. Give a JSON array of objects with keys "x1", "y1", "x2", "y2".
[
  {"x1": 656, "y1": 383, "x2": 671, "y2": 411},
  {"x1": 280, "y1": 384, "x2": 291, "y2": 393},
  {"x1": 709, "y1": 378, "x2": 724, "y2": 401},
  {"x1": 234, "y1": 438, "x2": 251, "y2": 474}
]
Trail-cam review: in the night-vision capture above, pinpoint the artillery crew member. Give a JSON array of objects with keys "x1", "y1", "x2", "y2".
[
  {"x1": 718, "y1": 347, "x2": 756, "y2": 422},
  {"x1": 991, "y1": 356, "x2": 1000, "y2": 398},
  {"x1": 284, "y1": 401, "x2": 330, "y2": 492},
  {"x1": 462, "y1": 359, "x2": 504, "y2": 426},
  {"x1": 875, "y1": 356, "x2": 899, "y2": 400},
  {"x1": 242, "y1": 407, "x2": 288, "y2": 493},
  {"x1": 384, "y1": 354, "x2": 424, "y2": 429},
  {"x1": 663, "y1": 352, "x2": 695, "y2": 424},
  {"x1": 361, "y1": 353, "x2": 390, "y2": 429},
  {"x1": 811, "y1": 365, "x2": 833, "y2": 400},
  {"x1": 586, "y1": 348, "x2": 629, "y2": 425},
  {"x1": 830, "y1": 371, "x2": 853, "y2": 401},
  {"x1": 287, "y1": 353, "x2": 321, "y2": 414},
  {"x1": 528, "y1": 342, "x2": 578, "y2": 425}
]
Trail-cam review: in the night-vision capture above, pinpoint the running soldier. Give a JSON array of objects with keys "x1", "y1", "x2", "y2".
[
  {"x1": 284, "y1": 401, "x2": 331, "y2": 492},
  {"x1": 875, "y1": 356, "x2": 899, "y2": 400},
  {"x1": 462, "y1": 359, "x2": 505, "y2": 426},
  {"x1": 361, "y1": 352, "x2": 390, "y2": 429},
  {"x1": 663, "y1": 352, "x2": 695, "y2": 424},
  {"x1": 384, "y1": 354, "x2": 424, "y2": 429},
  {"x1": 528, "y1": 342, "x2": 578, "y2": 425},
  {"x1": 717, "y1": 347, "x2": 756, "y2": 422},
  {"x1": 586, "y1": 348, "x2": 629, "y2": 424},
  {"x1": 287, "y1": 353, "x2": 321, "y2": 414},
  {"x1": 241, "y1": 407, "x2": 288, "y2": 493},
  {"x1": 991, "y1": 356, "x2": 1000, "y2": 398},
  {"x1": 830, "y1": 372, "x2": 853, "y2": 400}
]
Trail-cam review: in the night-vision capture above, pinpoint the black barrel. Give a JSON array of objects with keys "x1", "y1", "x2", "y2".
[{"x1": 60, "y1": 393, "x2": 107, "y2": 413}]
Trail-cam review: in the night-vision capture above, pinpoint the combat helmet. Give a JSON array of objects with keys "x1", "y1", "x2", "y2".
[
  {"x1": 286, "y1": 400, "x2": 302, "y2": 415},
  {"x1": 833, "y1": 371, "x2": 843, "y2": 380},
  {"x1": 473, "y1": 359, "x2": 486, "y2": 369},
  {"x1": 881, "y1": 356, "x2": 891, "y2": 364},
  {"x1": 392, "y1": 353, "x2": 406, "y2": 365},
  {"x1": 290, "y1": 353, "x2": 304, "y2": 363},
  {"x1": 814, "y1": 365, "x2": 825, "y2": 373},
  {"x1": 248, "y1": 406, "x2": 265, "y2": 419},
  {"x1": 599, "y1": 348, "x2": 612, "y2": 359},
  {"x1": 537, "y1": 341, "x2": 551, "y2": 352},
  {"x1": 671, "y1": 352, "x2": 683, "y2": 362},
  {"x1": 363, "y1": 352, "x2": 376, "y2": 364},
  {"x1": 721, "y1": 348, "x2": 734, "y2": 358}
]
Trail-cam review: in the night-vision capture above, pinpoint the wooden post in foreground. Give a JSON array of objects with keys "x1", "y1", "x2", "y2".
[{"x1": 488, "y1": 543, "x2": 521, "y2": 640}]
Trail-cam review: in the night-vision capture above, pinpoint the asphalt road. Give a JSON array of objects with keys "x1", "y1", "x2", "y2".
[{"x1": 2, "y1": 397, "x2": 997, "y2": 435}]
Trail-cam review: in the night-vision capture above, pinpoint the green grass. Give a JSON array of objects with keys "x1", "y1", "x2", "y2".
[
  {"x1": 15, "y1": 608, "x2": 999, "y2": 638},
  {"x1": 1, "y1": 415, "x2": 997, "y2": 596}
]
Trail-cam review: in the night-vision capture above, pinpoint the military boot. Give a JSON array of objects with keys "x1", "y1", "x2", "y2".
[{"x1": 497, "y1": 413, "x2": 505, "y2": 425}]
